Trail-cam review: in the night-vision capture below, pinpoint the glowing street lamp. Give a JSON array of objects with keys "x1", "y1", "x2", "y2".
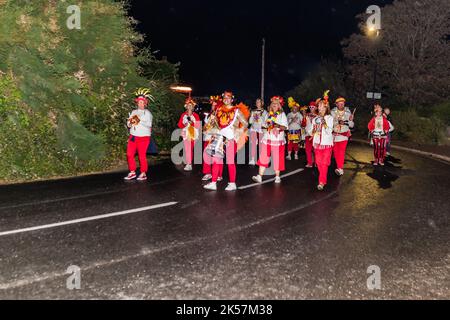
[{"x1": 170, "y1": 85, "x2": 193, "y2": 98}]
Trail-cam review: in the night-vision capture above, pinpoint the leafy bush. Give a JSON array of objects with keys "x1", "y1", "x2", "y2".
[
  {"x1": 391, "y1": 110, "x2": 445, "y2": 145},
  {"x1": 0, "y1": 1, "x2": 183, "y2": 182}
]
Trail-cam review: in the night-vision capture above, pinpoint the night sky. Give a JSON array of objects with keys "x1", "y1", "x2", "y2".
[{"x1": 129, "y1": 0, "x2": 392, "y2": 102}]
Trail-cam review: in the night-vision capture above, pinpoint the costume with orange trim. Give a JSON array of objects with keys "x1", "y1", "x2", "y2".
[
  {"x1": 331, "y1": 96, "x2": 355, "y2": 176},
  {"x1": 301, "y1": 100, "x2": 318, "y2": 167},
  {"x1": 124, "y1": 88, "x2": 154, "y2": 181},
  {"x1": 204, "y1": 91, "x2": 250, "y2": 191},
  {"x1": 178, "y1": 98, "x2": 201, "y2": 171},
  {"x1": 368, "y1": 109, "x2": 390, "y2": 166},
  {"x1": 202, "y1": 95, "x2": 224, "y2": 180}
]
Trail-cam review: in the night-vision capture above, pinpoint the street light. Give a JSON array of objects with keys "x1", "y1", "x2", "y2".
[{"x1": 170, "y1": 85, "x2": 193, "y2": 98}]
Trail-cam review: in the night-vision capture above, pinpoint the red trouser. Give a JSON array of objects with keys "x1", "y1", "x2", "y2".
[
  {"x1": 183, "y1": 139, "x2": 196, "y2": 165},
  {"x1": 305, "y1": 137, "x2": 314, "y2": 166},
  {"x1": 288, "y1": 141, "x2": 299, "y2": 153},
  {"x1": 212, "y1": 140, "x2": 237, "y2": 183},
  {"x1": 373, "y1": 138, "x2": 387, "y2": 164},
  {"x1": 250, "y1": 131, "x2": 263, "y2": 160},
  {"x1": 203, "y1": 141, "x2": 223, "y2": 177},
  {"x1": 127, "y1": 135, "x2": 150, "y2": 173},
  {"x1": 333, "y1": 140, "x2": 348, "y2": 170},
  {"x1": 257, "y1": 143, "x2": 286, "y2": 172},
  {"x1": 314, "y1": 147, "x2": 333, "y2": 185}
]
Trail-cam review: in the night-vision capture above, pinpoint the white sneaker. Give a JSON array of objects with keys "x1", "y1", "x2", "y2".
[
  {"x1": 305, "y1": 164, "x2": 313, "y2": 168},
  {"x1": 184, "y1": 164, "x2": 192, "y2": 171},
  {"x1": 137, "y1": 173, "x2": 147, "y2": 181},
  {"x1": 249, "y1": 159, "x2": 256, "y2": 165},
  {"x1": 202, "y1": 174, "x2": 212, "y2": 181},
  {"x1": 124, "y1": 172, "x2": 137, "y2": 180},
  {"x1": 275, "y1": 176, "x2": 281, "y2": 184},
  {"x1": 317, "y1": 184, "x2": 325, "y2": 191},
  {"x1": 286, "y1": 155, "x2": 292, "y2": 160},
  {"x1": 335, "y1": 169, "x2": 344, "y2": 176},
  {"x1": 204, "y1": 182, "x2": 217, "y2": 190},
  {"x1": 225, "y1": 183, "x2": 237, "y2": 191},
  {"x1": 217, "y1": 177, "x2": 223, "y2": 182},
  {"x1": 252, "y1": 175, "x2": 262, "y2": 184},
  {"x1": 294, "y1": 154, "x2": 299, "y2": 160}
]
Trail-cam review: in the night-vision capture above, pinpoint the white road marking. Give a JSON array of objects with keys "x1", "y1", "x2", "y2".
[
  {"x1": 0, "y1": 191, "x2": 337, "y2": 291},
  {"x1": 0, "y1": 202, "x2": 178, "y2": 237},
  {"x1": 238, "y1": 168, "x2": 305, "y2": 190}
]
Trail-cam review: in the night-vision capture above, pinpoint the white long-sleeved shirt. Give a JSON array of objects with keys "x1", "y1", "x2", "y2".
[
  {"x1": 128, "y1": 109, "x2": 152, "y2": 137},
  {"x1": 261, "y1": 112, "x2": 289, "y2": 146},
  {"x1": 249, "y1": 109, "x2": 268, "y2": 133},
  {"x1": 331, "y1": 107, "x2": 354, "y2": 142},
  {"x1": 307, "y1": 115, "x2": 334, "y2": 148},
  {"x1": 287, "y1": 111, "x2": 303, "y2": 131}
]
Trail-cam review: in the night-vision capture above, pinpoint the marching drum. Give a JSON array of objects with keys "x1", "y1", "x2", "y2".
[{"x1": 206, "y1": 134, "x2": 225, "y2": 159}]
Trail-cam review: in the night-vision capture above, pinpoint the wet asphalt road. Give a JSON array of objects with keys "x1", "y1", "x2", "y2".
[{"x1": 0, "y1": 142, "x2": 448, "y2": 299}]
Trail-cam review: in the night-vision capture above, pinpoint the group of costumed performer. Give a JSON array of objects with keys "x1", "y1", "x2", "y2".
[
  {"x1": 252, "y1": 96, "x2": 289, "y2": 184},
  {"x1": 286, "y1": 97, "x2": 305, "y2": 161},
  {"x1": 203, "y1": 91, "x2": 250, "y2": 191},
  {"x1": 177, "y1": 97, "x2": 201, "y2": 172},
  {"x1": 331, "y1": 96, "x2": 355, "y2": 176},
  {"x1": 248, "y1": 98, "x2": 268, "y2": 165},
  {"x1": 124, "y1": 88, "x2": 154, "y2": 181}
]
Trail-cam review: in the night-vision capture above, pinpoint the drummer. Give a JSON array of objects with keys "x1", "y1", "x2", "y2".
[{"x1": 286, "y1": 97, "x2": 303, "y2": 160}]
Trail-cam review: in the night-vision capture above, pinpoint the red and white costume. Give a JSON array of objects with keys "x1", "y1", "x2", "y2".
[
  {"x1": 368, "y1": 115, "x2": 390, "y2": 165},
  {"x1": 178, "y1": 101, "x2": 201, "y2": 168},
  {"x1": 302, "y1": 101, "x2": 318, "y2": 167},
  {"x1": 202, "y1": 96, "x2": 223, "y2": 180},
  {"x1": 331, "y1": 98, "x2": 354, "y2": 173},
  {"x1": 257, "y1": 109, "x2": 289, "y2": 172},
  {"x1": 204, "y1": 91, "x2": 249, "y2": 191},
  {"x1": 249, "y1": 108, "x2": 268, "y2": 162},
  {"x1": 286, "y1": 97, "x2": 303, "y2": 157},
  {"x1": 309, "y1": 114, "x2": 334, "y2": 186},
  {"x1": 124, "y1": 88, "x2": 154, "y2": 181}
]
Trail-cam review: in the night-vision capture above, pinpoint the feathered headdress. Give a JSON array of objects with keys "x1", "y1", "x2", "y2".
[
  {"x1": 271, "y1": 96, "x2": 285, "y2": 107},
  {"x1": 184, "y1": 97, "x2": 197, "y2": 108},
  {"x1": 288, "y1": 97, "x2": 300, "y2": 109},
  {"x1": 134, "y1": 88, "x2": 155, "y2": 105},
  {"x1": 316, "y1": 90, "x2": 330, "y2": 106},
  {"x1": 209, "y1": 95, "x2": 222, "y2": 104}
]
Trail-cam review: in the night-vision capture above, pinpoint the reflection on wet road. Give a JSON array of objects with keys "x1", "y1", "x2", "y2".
[{"x1": 0, "y1": 143, "x2": 448, "y2": 299}]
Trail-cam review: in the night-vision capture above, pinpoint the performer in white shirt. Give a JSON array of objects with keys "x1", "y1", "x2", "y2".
[
  {"x1": 286, "y1": 97, "x2": 303, "y2": 160},
  {"x1": 331, "y1": 96, "x2": 354, "y2": 176},
  {"x1": 124, "y1": 88, "x2": 154, "y2": 181},
  {"x1": 308, "y1": 91, "x2": 334, "y2": 191},
  {"x1": 248, "y1": 98, "x2": 268, "y2": 165},
  {"x1": 252, "y1": 96, "x2": 289, "y2": 184}
]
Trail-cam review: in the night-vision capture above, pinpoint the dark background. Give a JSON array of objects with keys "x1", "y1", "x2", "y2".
[{"x1": 128, "y1": 0, "x2": 393, "y2": 102}]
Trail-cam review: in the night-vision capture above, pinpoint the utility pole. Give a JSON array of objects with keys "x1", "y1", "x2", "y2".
[{"x1": 261, "y1": 38, "x2": 266, "y2": 103}]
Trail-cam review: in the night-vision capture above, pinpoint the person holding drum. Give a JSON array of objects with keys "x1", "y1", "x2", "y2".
[
  {"x1": 249, "y1": 98, "x2": 267, "y2": 165},
  {"x1": 252, "y1": 96, "x2": 289, "y2": 184},
  {"x1": 368, "y1": 104, "x2": 390, "y2": 166},
  {"x1": 204, "y1": 91, "x2": 250, "y2": 191},
  {"x1": 286, "y1": 97, "x2": 303, "y2": 161},
  {"x1": 178, "y1": 98, "x2": 201, "y2": 172},
  {"x1": 202, "y1": 95, "x2": 223, "y2": 181}
]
